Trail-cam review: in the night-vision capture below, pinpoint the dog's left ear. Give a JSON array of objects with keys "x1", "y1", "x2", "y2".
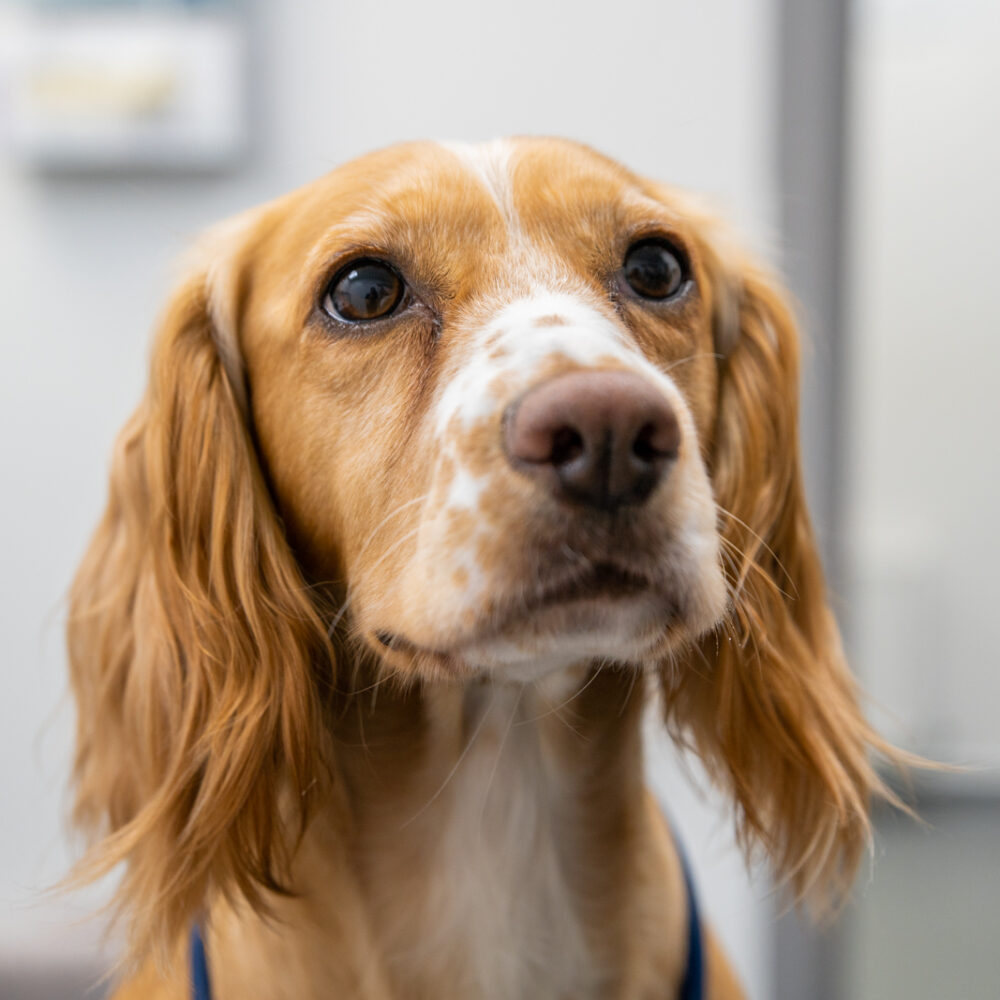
[{"x1": 663, "y1": 227, "x2": 901, "y2": 909}]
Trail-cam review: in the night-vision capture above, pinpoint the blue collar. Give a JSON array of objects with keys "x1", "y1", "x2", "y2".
[
  {"x1": 189, "y1": 859, "x2": 704, "y2": 1000},
  {"x1": 189, "y1": 925, "x2": 213, "y2": 1000},
  {"x1": 677, "y1": 843, "x2": 706, "y2": 1000}
]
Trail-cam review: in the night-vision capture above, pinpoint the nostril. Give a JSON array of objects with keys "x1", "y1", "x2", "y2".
[
  {"x1": 633, "y1": 420, "x2": 679, "y2": 463},
  {"x1": 550, "y1": 426, "x2": 585, "y2": 466},
  {"x1": 632, "y1": 423, "x2": 659, "y2": 462}
]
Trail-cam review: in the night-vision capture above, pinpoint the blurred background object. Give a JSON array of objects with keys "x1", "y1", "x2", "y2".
[
  {"x1": 3, "y1": 2, "x2": 244, "y2": 171},
  {"x1": 0, "y1": 0, "x2": 996, "y2": 997},
  {"x1": 845, "y1": 0, "x2": 1000, "y2": 769}
]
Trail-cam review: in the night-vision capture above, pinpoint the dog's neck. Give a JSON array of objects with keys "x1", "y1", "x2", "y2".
[
  {"x1": 209, "y1": 665, "x2": 689, "y2": 1000},
  {"x1": 334, "y1": 664, "x2": 663, "y2": 998}
]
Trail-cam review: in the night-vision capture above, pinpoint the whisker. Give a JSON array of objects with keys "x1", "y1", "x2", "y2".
[
  {"x1": 349, "y1": 524, "x2": 424, "y2": 590},
  {"x1": 327, "y1": 494, "x2": 433, "y2": 637},
  {"x1": 327, "y1": 594, "x2": 352, "y2": 639},
  {"x1": 715, "y1": 504, "x2": 797, "y2": 599},
  {"x1": 348, "y1": 668, "x2": 398, "y2": 699},
  {"x1": 478, "y1": 685, "x2": 524, "y2": 830},
  {"x1": 619, "y1": 664, "x2": 642, "y2": 718},
  {"x1": 355, "y1": 492, "x2": 432, "y2": 563},
  {"x1": 658, "y1": 351, "x2": 724, "y2": 376},
  {"x1": 515, "y1": 665, "x2": 604, "y2": 727},
  {"x1": 717, "y1": 534, "x2": 781, "y2": 601},
  {"x1": 399, "y1": 686, "x2": 497, "y2": 829},
  {"x1": 329, "y1": 524, "x2": 424, "y2": 638}
]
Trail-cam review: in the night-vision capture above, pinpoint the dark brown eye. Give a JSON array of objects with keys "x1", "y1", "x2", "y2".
[
  {"x1": 623, "y1": 240, "x2": 687, "y2": 300},
  {"x1": 323, "y1": 259, "x2": 404, "y2": 322}
]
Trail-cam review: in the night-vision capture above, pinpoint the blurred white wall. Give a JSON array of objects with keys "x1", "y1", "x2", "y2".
[
  {"x1": 0, "y1": 1, "x2": 780, "y2": 994},
  {"x1": 845, "y1": 0, "x2": 1000, "y2": 766}
]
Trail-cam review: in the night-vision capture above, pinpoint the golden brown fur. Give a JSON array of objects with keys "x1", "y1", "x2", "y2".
[{"x1": 67, "y1": 138, "x2": 901, "y2": 999}]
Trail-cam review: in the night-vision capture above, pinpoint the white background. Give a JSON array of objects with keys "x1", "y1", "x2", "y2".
[{"x1": 845, "y1": 0, "x2": 1000, "y2": 766}]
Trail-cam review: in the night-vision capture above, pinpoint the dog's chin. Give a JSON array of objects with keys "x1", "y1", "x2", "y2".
[
  {"x1": 372, "y1": 590, "x2": 685, "y2": 685},
  {"x1": 453, "y1": 592, "x2": 674, "y2": 681}
]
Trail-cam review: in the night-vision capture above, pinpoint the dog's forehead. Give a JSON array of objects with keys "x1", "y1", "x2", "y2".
[
  {"x1": 288, "y1": 137, "x2": 674, "y2": 251},
  {"x1": 436, "y1": 137, "x2": 640, "y2": 222}
]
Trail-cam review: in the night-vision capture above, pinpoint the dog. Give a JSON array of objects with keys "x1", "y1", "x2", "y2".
[{"x1": 68, "y1": 137, "x2": 900, "y2": 999}]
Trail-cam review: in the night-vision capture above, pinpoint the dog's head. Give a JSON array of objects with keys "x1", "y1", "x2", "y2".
[
  {"x1": 244, "y1": 139, "x2": 729, "y2": 679},
  {"x1": 68, "y1": 137, "x2": 895, "y2": 960}
]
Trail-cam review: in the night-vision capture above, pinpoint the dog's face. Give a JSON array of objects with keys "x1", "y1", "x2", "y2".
[{"x1": 236, "y1": 139, "x2": 728, "y2": 680}]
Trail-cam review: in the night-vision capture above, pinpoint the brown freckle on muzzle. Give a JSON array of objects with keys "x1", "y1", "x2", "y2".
[
  {"x1": 443, "y1": 507, "x2": 480, "y2": 549},
  {"x1": 486, "y1": 372, "x2": 513, "y2": 400},
  {"x1": 450, "y1": 414, "x2": 502, "y2": 478},
  {"x1": 534, "y1": 314, "x2": 567, "y2": 327},
  {"x1": 436, "y1": 454, "x2": 457, "y2": 490}
]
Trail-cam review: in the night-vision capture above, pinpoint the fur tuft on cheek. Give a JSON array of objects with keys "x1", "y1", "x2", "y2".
[
  {"x1": 66, "y1": 260, "x2": 335, "y2": 968},
  {"x1": 661, "y1": 257, "x2": 907, "y2": 909}
]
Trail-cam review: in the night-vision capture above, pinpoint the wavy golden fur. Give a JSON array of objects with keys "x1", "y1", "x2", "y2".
[
  {"x1": 68, "y1": 138, "x2": 901, "y2": 999},
  {"x1": 668, "y1": 247, "x2": 897, "y2": 904},
  {"x1": 68, "y1": 265, "x2": 334, "y2": 957}
]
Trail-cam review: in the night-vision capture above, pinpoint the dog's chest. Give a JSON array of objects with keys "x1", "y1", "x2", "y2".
[{"x1": 362, "y1": 684, "x2": 602, "y2": 999}]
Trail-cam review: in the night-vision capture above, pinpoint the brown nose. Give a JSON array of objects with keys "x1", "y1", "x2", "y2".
[{"x1": 504, "y1": 370, "x2": 680, "y2": 510}]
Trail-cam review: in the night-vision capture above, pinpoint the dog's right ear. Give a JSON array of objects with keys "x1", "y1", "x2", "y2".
[{"x1": 67, "y1": 210, "x2": 334, "y2": 966}]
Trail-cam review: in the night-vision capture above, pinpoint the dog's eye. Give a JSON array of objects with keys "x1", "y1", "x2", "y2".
[
  {"x1": 623, "y1": 240, "x2": 688, "y2": 300},
  {"x1": 323, "y1": 259, "x2": 404, "y2": 322}
]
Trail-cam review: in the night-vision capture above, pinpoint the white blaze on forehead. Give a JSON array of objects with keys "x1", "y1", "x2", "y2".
[
  {"x1": 434, "y1": 290, "x2": 667, "y2": 435},
  {"x1": 439, "y1": 138, "x2": 518, "y2": 230}
]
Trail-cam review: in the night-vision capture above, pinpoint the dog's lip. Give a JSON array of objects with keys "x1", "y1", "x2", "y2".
[
  {"x1": 372, "y1": 560, "x2": 667, "y2": 660},
  {"x1": 529, "y1": 560, "x2": 657, "y2": 609}
]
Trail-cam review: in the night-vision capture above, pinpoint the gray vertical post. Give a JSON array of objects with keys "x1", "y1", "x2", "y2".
[
  {"x1": 773, "y1": 0, "x2": 851, "y2": 998},
  {"x1": 778, "y1": 0, "x2": 850, "y2": 577}
]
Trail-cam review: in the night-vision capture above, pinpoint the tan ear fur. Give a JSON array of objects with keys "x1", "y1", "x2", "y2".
[
  {"x1": 67, "y1": 230, "x2": 333, "y2": 965},
  {"x1": 664, "y1": 243, "x2": 902, "y2": 909}
]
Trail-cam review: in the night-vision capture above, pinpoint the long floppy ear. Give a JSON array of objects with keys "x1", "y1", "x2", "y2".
[
  {"x1": 67, "y1": 217, "x2": 333, "y2": 964},
  {"x1": 663, "y1": 235, "x2": 902, "y2": 909}
]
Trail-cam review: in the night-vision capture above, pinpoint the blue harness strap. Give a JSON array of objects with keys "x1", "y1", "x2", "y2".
[
  {"x1": 187, "y1": 852, "x2": 705, "y2": 1000},
  {"x1": 189, "y1": 925, "x2": 214, "y2": 1000},
  {"x1": 677, "y1": 843, "x2": 706, "y2": 1000}
]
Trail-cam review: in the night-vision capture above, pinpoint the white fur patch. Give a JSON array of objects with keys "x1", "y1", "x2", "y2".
[
  {"x1": 410, "y1": 684, "x2": 597, "y2": 997},
  {"x1": 434, "y1": 291, "x2": 649, "y2": 436},
  {"x1": 446, "y1": 463, "x2": 487, "y2": 511},
  {"x1": 439, "y1": 138, "x2": 518, "y2": 232}
]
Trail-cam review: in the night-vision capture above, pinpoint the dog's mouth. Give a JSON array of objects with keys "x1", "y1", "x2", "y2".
[
  {"x1": 529, "y1": 560, "x2": 657, "y2": 608},
  {"x1": 372, "y1": 559, "x2": 673, "y2": 671}
]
